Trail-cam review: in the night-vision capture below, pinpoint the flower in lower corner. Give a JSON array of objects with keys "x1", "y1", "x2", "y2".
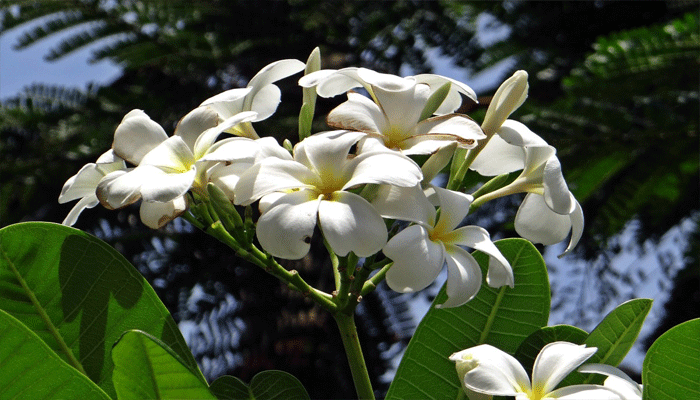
[
  {"x1": 450, "y1": 342, "x2": 622, "y2": 400},
  {"x1": 379, "y1": 186, "x2": 513, "y2": 308}
]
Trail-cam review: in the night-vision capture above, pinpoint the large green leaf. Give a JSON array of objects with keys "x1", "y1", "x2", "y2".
[
  {"x1": 112, "y1": 330, "x2": 216, "y2": 400},
  {"x1": 561, "y1": 298, "x2": 652, "y2": 387},
  {"x1": 385, "y1": 238, "x2": 550, "y2": 400},
  {"x1": 514, "y1": 324, "x2": 589, "y2": 374},
  {"x1": 210, "y1": 371, "x2": 311, "y2": 400},
  {"x1": 0, "y1": 222, "x2": 201, "y2": 397},
  {"x1": 642, "y1": 318, "x2": 700, "y2": 400},
  {"x1": 0, "y1": 309, "x2": 111, "y2": 400}
]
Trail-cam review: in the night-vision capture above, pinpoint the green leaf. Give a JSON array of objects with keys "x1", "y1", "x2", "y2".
[
  {"x1": 112, "y1": 330, "x2": 215, "y2": 400},
  {"x1": 210, "y1": 376, "x2": 252, "y2": 400},
  {"x1": 249, "y1": 371, "x2": 310, "y2": 400},
  {"x1": 0, "y1": 309, "x2": 112, "y2": 400},
  {"x1": 385, "y1": 238, "x2": 550, "y2": 400},
  {"x1": 642, "y1": 318, "x2": 700, "y2": 400},
  {"x1": 561, "y1": 298, "x2": 652, "y2": 387},
  {"x1": 0, "y1": 222, "x2": 201, "y2": 397},
  {"x1": 209, "y1": 371, "x2": 310, "y2": 400}
]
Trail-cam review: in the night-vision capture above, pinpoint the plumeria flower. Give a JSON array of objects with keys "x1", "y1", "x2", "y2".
[
  {"x1": 307, "y1": 68, "x2": 485, "y2": 154},
  {"x1": 200, "y1": 59, "x2": 305, "y2": 138},
  {"x1": 58, "y1": 150, "x2": 126, "y2": 226},
  {"x1": 470, "y1": 120, "x2": 583, "y2": 256},
  {"x1": 97, "y1": 108, "x2": 259, "y2": 228},
  {"x1": 578, "y1": 364, "x2": 643, "y2": 400},
  {"x1": 480, "y1": 70, "x2": 529, "y2": 137},
  {"x1": 377, "y1": 185, "x2": 513, "y2": 308},
  {"x1": 234, "y1": 130, "x2": 423, "y2": 259},
  {"x1": 450, "y1": 342, "x2": 622, "y2": 400},
  {"x1": 324, "y1": 69, "x2": 485, "y2": 155},
  {"x1": 299, "y1": 66, "x2": 478, "y2": 114}
]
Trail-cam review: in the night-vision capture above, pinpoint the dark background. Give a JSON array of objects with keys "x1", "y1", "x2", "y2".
[{"x1": 1, "y1": 1, "x2": 698, "y2": 398}]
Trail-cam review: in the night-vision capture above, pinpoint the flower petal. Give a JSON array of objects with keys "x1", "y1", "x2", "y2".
[
  {"x1": 560, "y1": 197, "x2": 584, "y2": 257},
  {"x1": 112, "y1": 109, "x2": 168, "y2": 165},
  {"x1": 247, "y1": 59, "x2": 305, "y2": 93},
  {"x1": 452, "y1": 344, "x2": 531, "y2": 396},
  {"x1": 139, "y1": 196, "x2": 188, "y2": 229},
  {"x1": 448, "y1": 225, "x2": 514, "y2": 289},
  {"x1": 433, "y1": 187, "x2": 473, "y2": 233},
  {"x1": 343, "y1": 151, "x2": 422, "y2": 189},
  {"x1": 140, "y1": 167, "x2": 196, "y2": 203},
  {"x1": 249, "y1": 84, "x2": 281, "y2": 121},
  {"x1": 256, "y1": 190, "x2": 320, "y2": 259},
  {"x1": 469, "y1": 134, "x2": 527, "y2": 176},
  {"x1": 96, "y1": 168, "x2": 148, "y2": 209},
  {"x1": 384, "y1": 225, "x2": 444, "y2": 293},
  {"x1": 371, "y1": 184, "x2": 436, "y2": 225},
  {"x1": 515, "y1": 193, "x2": 573, "y2": 245},
  {"x1": 193, "y1": 111, "x2": 258, "y2": 159},
  {"x1": 62, "y1": 196, "x2": 99, "y2": 226},
  {"x1": 199, "y1": 137, "x2": 260, "y2": 163},
  {"x1": 140, "y1": 136, "x2": 195, "y2": 172},
  {"x1": 547, "y1": 384, "x2": 622, "y2": 400},
  {"x1": 498, "y1": 120, "x2": 548, "y2": 147},
  {"x1": 199, "y1": 87, "x2": 252, "y2": 119},
  {"x1": 318, "y1": 191, "x2": 387, "y2": 257},
  {"x1": 59, "y1": 163, "x2": 110, "y2": 203},
  {"x1": 543, "y1": 155, "x2": 575, "y2": 215},
  {"x1": 439, "y1": 245, "x2": 483, "y2": 308},
  {"x1": 296, "y1": 130, "x2": 366, "y2": 178},
  {"x1": 206, "y1": 161, "x2": 254, "y2": 202},
  {"x1": 415, "y1": 114, "x2": 485, "y2": 144},
  {"x1": 578, "y1": 364, "x2": 642, "y2": 400},
  {"x1": 532, "y1": 342, "x2": 597, "y2": 395},
  {"x1": 300, "y1": 67, "x2": 364, "y2": 97},
  {"x1": 174, "y1": 106, "x2": 220, "y2": 151},
  {"x1": 326, "y1": 92, "x2": 384, "y2": 134},
  {"x1": 234, "y1": 158, "x2": 318, "y2": 205}
]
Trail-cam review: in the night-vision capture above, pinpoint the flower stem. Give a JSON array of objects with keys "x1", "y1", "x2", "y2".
[{"x1": 333, "y1": 312, "x2": 375, "y2": 400}]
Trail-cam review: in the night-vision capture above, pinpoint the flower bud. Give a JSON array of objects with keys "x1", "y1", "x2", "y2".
[{"x1": 481, "y1": 70, "x2": 529, "y2": 136}]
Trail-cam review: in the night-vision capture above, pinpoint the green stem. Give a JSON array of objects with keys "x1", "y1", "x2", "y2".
[
  {"x1": 360, "y1": 260, "x2": 393, "y2": 297},
  {"x1": 333, "y1": 312, "x2": 375, "y2": 400}
]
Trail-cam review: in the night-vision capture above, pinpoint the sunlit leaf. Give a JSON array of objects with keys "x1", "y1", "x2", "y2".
[
  {"x1": 386, "y1": 238, "x2": 550, "y2": 400},
  {"x1": 0, "y1": 222, "x2": 201, "y2": 397},
  {"x1": 112, "y1": 330, "x2": 215, "y2": 400},
  {"x1": 0, "y1": 309, "x2": 111, "y2": 400},
  {"x1": 642, "y1": 318, "x2": 700, "y2": 400}
]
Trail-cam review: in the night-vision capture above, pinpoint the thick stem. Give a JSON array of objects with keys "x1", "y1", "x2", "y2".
[{"x1": 333, "y1": 312, "x2": 375, "y2": 400}]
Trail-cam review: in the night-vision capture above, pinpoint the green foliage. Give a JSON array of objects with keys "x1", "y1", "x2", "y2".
[
  {"x1": 386, "y1": 238, "x2": 550, "y2": 400},
  {"x1": 0, "y1": 309, "x2": 111, "y2": 400},
  {"x1": 112, "y1": 330, "x2": 216, "y2": 400},
  {"x1": 0, "y1": 222, "x2": 201, "y2": 397},
  {"x1": 210, "y1": 371, "x2": 311, "y2": 400},
  {"x1": 560, "y1": 298, "x2": 653, "y2": 387},
  {"x1": 643, "y1": 318, "x2": 700, "y2": 400}
]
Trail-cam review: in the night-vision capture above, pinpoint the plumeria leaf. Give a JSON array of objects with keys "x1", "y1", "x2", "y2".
[
  {"x1": 0, "y1": 309, "x2": 111, "y2": 400},
  {"x1": 112, "y1": 330, "x2": 215, "y2": 400},
  {"x1": 642, "y1": 318, "x2": 700, "y2": 400},
  {"x1": 209, "y1": 371, "x2": 310, "y2": 400},
  {"x1": 514, "y1": 325, "x2": 589, "y2": 375},
  {"x1": 560, "y1": 298, "x2": 652, "y2": 387},
  {"x1": 385, "y1": 238, "x2": 550, "y2": 400},
  {"x1": 0, "y1": 222, "x2": 201, "y2": 398},
  {"x1": 419, "y1": 81, "x2": 451, "y2": 121}
]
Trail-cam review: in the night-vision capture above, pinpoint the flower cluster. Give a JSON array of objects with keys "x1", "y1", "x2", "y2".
[{"x1": 59, "y1": 50, "x2": 583, "y2": 308}]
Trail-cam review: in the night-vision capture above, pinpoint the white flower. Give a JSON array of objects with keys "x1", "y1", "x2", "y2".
[
  {"x1": 234, "y1": 130, "x2": 423, "y2": 259},
  {"x1": 578, "y1": 364, "x2": 643, "y2": 400},
  {"x1": 200, "y1": 59, "x2": 305, "y2": 138},
  {"x1": 299, "y1": 66, "x2": 478, "y2": 114},
  {"x1": 480, "y1": 70, "x2": 529, "y2": 136},
  {"x1": 58, "y1": 150, "x2": 126, "y2": 226},
  {"x1": 97, "y1": 108, "x2": 258, "y2": 228},
  {"x1": 379, "y1": 186, "x2": 513, "y2": 308},
  {"x1": 305, "y1": 68, "x2": 483, "y2": 154},
  {"x1": 470, "y1": 120, "x2": 583, "y2": 256},
  {"x1": 450, "y1": 342, "x2": 621, "y2": 400}
]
